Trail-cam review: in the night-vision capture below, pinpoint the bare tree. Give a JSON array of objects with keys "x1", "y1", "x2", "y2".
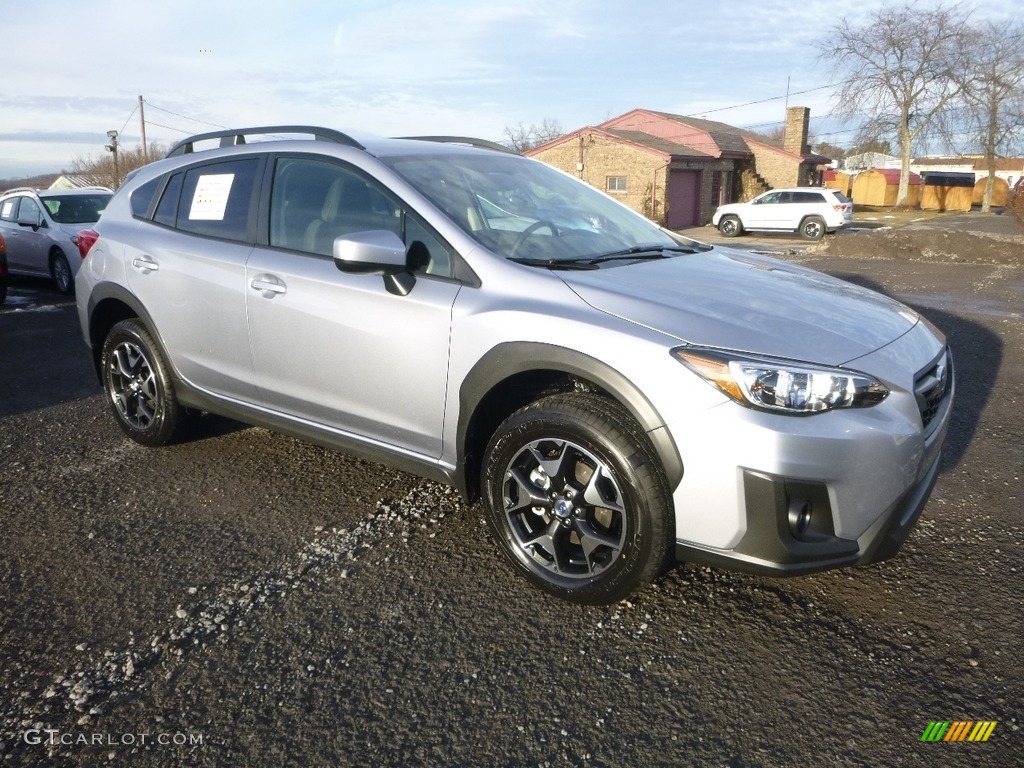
[
  {"x1": 809, "y1": 139, "x2": 848, "y2": 162},
  {"x1": 819, "y1": 3, "x2": 974, "y2": 205},
  {"x1": 957, "y1": 21, "x2": 1024, "y2": 212},
  {"x1": 503, "y1": 118, "x2": 564, "y2": 153},
  {"x1": 69, "y1": 143, "x2": 166, "y2": 189}
]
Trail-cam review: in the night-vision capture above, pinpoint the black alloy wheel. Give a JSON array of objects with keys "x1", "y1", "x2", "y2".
[
  {"x1": 482, "y1": 393, "x2": 674, "y2": 604},
  {"x1": 101, "y1": 319, "x2": 189, "y2": 446}
]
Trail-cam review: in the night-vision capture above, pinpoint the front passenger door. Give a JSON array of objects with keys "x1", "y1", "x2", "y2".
[{"x1": 245, "y1": 155, "x2": 461, "y2": 458}]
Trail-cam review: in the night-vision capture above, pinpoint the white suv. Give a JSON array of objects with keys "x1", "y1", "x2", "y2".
[
  {"x1": 712, "y1": 187, "x2": 853, "y2": 240},
  {"x1": 75, "y1": 127, "x2": 951, "y2": 604}
]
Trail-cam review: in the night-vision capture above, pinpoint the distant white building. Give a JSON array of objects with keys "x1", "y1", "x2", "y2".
[
  {"x1": 48, "y1": 175, "x2": 98, "y2": 190},
  {"x1": 911, "y1": 156, "x2": 1024, "y2": 188},
  {"x1": 843, "y1": 152, "x2": 899, "y2": 171}
]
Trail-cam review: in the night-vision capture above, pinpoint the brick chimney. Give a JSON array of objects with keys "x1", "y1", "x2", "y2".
[{"x1": 784, "y1": 106, "x2": 809, "y2": 155}]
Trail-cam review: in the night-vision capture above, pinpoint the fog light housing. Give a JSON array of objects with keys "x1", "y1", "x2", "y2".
[{"x1": 788, "y1": 499, "x2": 812, "y2": 540}]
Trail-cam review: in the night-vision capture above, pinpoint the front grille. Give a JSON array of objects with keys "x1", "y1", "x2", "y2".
[{"x1": 914, "y1": 348, "x2": 953, "y2": 430}]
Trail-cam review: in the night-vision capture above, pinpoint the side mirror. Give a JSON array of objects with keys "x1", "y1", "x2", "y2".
[
  {"x1": 17, "y1": 210, "x2": 44, "y2": 228},
  {"x1": 333, "y1": 230, "x2": 415, "y2": 296}
]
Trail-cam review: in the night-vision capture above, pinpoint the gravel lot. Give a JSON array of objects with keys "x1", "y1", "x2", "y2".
[{"x1": 1, "y1": 220, "x2": 1022, "y2": 766}]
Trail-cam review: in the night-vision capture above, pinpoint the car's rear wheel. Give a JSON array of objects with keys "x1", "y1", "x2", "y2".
[
  {"x1": 481, "y1": 393, "x2": 674, "y2": 604},
  {"x1": 718, "y1": 215, "x2": 743, "y2": 237},
  {"x1": 101, "y1": 319, "x2": 188, "y2": 446},
  {"x1": 50, "y1": 250, "x2": 73, "y2": 294},
  {"x1": 799, "y1": 216, "x2": 826, "y2": 240}
]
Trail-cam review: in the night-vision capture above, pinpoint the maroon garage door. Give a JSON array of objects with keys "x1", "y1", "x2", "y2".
[{"x1": 666, "y1": 170, "x2": 701, "y2": 229}]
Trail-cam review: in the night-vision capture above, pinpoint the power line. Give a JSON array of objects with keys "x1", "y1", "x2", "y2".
[
  {"x1": 144, "y1": 101, "x2": 231, "y2": 131},
  {"x1": 118, "y1": 105, "x2": 138, "y2": 137},
  {"x1": 681, "y1": 82, "x2": 847, "y2": 119},
  {"x1": 144, "y1": 120, "x2": 194, "y2": 136}
]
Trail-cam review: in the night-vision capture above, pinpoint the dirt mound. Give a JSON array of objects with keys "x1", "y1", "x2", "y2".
[{"x1": 812, "y1": 228, "x2": 1024, "y2": 264}]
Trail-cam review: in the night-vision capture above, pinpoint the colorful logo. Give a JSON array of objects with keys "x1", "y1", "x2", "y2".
[{"x1": 920, "y1": 721, "x2": 997, "y2": 742}]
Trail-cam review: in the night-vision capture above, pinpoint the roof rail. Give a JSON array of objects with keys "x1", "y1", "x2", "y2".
[
  {"x1": 2, "y1": 186, "x2": 111, "y2": 195},
  {"x1": 399, "y1": 136, "x2": 516, "y2": 155},
  {"x1": 166, "y1": 126, "x2": 365, "y2": 158}
]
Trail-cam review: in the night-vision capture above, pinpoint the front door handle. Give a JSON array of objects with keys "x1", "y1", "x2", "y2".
[{"x1": 250, "y1": 275, "x2": 287, "y2": 298}]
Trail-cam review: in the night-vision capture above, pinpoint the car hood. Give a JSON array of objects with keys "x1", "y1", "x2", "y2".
[
  {"x1": 56, "y1": 221, "x2": 96, "y2": 238},
  {"x1": 559, "y1": 248, "x2": 919, "y2": 366}
]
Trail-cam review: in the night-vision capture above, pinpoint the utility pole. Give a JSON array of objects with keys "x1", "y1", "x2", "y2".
[{"x1": 139, "y1": 95, "x2": 148, "y2": 162}]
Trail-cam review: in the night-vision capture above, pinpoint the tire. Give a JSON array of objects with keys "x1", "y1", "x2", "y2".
[
  {"x1": 100, "y1": 319, "x2": 188, "y2": 446},
  {"x1": 718, "y1": 215, "x2": 743, "y2": 237},
  {"x1": 799, "y1": 216, "x2": 826, "y2": 241},
  {"x1": 481, "y1": 393, "x2": 674, "y2": 604},
  {"x1": 50, "y1": 250, "x2": 74, "y2": 294}
]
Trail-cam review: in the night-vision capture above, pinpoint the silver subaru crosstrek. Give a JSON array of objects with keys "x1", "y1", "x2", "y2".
[{"x1": 75, "y1": 126, "x2": 953, "y2": 604}]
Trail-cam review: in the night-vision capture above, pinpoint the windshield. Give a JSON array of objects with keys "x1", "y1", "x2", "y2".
[
  {"x1": 42, "y1": 194, "x2": 111, "y2": 224},
  {"x1": 381, "y1": 153, "x2": 680, "y2": 262}
]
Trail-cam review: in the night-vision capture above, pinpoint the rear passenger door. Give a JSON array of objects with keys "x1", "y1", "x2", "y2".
[
  {"x1": 790, "y1": 191, "x2": 826, "y2": 228},
  {"x1": 125, "y1": 156, "x2": 262, "y2": 402},
  {"x1": 245, "y1": 155, "x2": 461, "y2": 458}
]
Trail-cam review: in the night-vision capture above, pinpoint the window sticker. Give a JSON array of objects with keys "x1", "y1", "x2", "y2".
[{"x1": 189, "y1": 173, "x2": 235, "y2": 220}]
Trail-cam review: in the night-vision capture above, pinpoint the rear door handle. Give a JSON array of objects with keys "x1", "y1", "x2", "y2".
[
  {"x1": 132, "y1": 255, "x2": 159, "y2": 273},
  {"x1": 250, "y1": 275, "x2": 287, "y2": 297}
]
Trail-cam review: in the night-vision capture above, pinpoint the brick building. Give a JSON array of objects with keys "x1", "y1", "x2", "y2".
[{"x1": 526, "y1": 107, "x2": 830, "y2": 229}]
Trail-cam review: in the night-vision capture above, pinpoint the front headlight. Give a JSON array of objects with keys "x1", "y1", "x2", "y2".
[{"x1": 673, "y1": 347, "x2": 888, "y2": 415}]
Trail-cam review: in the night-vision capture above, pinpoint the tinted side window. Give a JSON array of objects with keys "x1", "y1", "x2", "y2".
[
  {"x1": 131, "y1": 177, "x2": 161, "y2": 218},
  {"x1": 794, "y1": 192, "x2": 825, "y2": 204},
  {"x1": 175, "y1": 158, "x2": 260, "y2": 242},
  {"x1": 154, "y1": 173, "x2": 184, "y2": 228}
]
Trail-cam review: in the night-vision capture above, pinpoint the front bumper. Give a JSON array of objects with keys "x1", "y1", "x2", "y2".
[
  {"x1": 674, "y1": 449, "x2": 941, "y2": 575},
  {"x1": 666, "y1": 323, "x2": 953, "y2": 576}
]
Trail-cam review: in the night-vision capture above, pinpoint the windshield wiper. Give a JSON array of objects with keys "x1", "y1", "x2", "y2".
[
  {"x1": 508, "y1": 257, "x2": 600, "y2": 270},
  {"x1": 583, "y1": 245, "x2": 699, "y2": 264}
]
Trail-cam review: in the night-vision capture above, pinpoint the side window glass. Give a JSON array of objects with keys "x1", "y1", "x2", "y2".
[
  {"x1": 154, "y1": 173, "x2": 183, "y2": 227},
  {"x1": 18, "y1": 197, "x2": 42, "y2": 225},
  {"x1": 405, "y1": 213, "x2": 454, "y2": 278},
  {"x1": 131, "y1": 177, "x2": 162, "y2": 219},
  {"x1": 0, "y1": 198, "x2": 17, "y2": 222},
  {"x1": 270, "y1": 156, "x2": 454, "y2": 278},
  {"x1": 270, "y1": 157, "x2": 400, "y2": 256},
  {"x1": 176, "y1": 158, "x2": 260, "y2": 241}
]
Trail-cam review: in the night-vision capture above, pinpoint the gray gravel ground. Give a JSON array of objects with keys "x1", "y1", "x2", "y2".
[{"x1": 1, "y1": 238, "x2": 1021, "y2": 767}]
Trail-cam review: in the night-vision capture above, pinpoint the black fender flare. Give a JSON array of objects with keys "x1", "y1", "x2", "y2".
[
  {"x1": 456, "y1": 341, "x2": 683, "y2": 493},
  {"x1": 85, "y1": 281, "x2": 166, "y2": 381}
]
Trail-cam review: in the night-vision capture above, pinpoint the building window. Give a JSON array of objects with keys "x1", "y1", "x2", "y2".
[{"x1": 606, "y1": 176, "x2": 628, "y2": 193}]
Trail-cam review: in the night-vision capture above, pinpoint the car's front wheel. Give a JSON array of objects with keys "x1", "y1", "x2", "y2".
[
  {"x1": 50, "y1": 249, "x2": 74, "y2": 294},
  {"x1": 101, "y1": 319, "x2": 189, "y2": 446},
  {"x1": 799, "y1": 216, "x2": 826, "y2": 240},
  {"x1": 718, "y1": 214, "x2": 743, "y2": 237},
  {"x1": 481, "y1": 393, "x2": 674, "y2": 604}
]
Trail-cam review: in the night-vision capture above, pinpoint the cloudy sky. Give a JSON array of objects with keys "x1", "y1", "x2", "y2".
[{"x1": 1, "y1": 0, "x2": 1018, "y2": 180}]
